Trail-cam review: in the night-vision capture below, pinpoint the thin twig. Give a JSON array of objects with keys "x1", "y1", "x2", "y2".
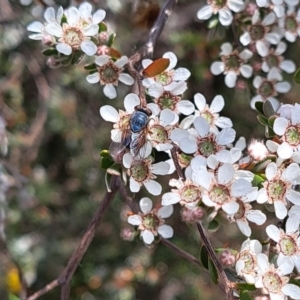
[
  {"x1": 26, "y1": 176, "x2": 120, "y2": 300},
  {"x1": 170, "y1": 147, "x2": 184, "y2": 180},
  {"x1": 196, "y1": 223, "x2": 234, "y2": 300},
  {"x1": 139, "y1": 0, "x2": 179, "y2": 59}
]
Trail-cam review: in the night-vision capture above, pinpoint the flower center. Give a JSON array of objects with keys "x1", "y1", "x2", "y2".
[
  {"x1": 209, "y1": 185, "x2": 230, "y2": 205},
  {"x1": 119, "y1": 115, "x2": 131, "y2": 130},
  {"x1": 63, "y1": 26, "x2": 84, "y2": 49},
  {"x1": 181, "y1": 185, "x2": 202, "y2": 204},
  {"x1": 249, "y1": 24, "x2": 265, "y2": 41},
  {"x1": 267, "y1": 180, "x2": 286, "y2": 202},
  {"x1": 285, "y1": 16, "x2": 298, "y2": 33},
  {"x1": 225, "y1": 54, "x2": 241, "y2": 72},
  {"x1": 155, "y1": 72, "x2": 173, "y2": 86},
  {"x1": 279, "y1": 235, "x2": 297, "y2": 256},
  {"x1": 258, "y1": 80, "x2": 275, "y2": 99},
  {"x1": 237, "y1": 252, "x2": 256, "y2": 273},
  {"x1": 198, "y1": 137, "x2": 217, "y2": 157},
  {"x1": 266, "y1": 54, "x2": 279, "y2": 68},
  {"x1": 156, "y1": 92, "x2": 179, "y2": 111},
  {"x1": 142, "y1": 214, "x2": 159, "y2": 230},
  {"x1": 200, "y1": 111, "x2": 214, "y2": 126},
  {"x1": 99, "y1": 61, "x2": 120, "y2": 84},
  {"x1": 130, "y1": 162, "x2": 149, "y2": 182},
  {"x1": 148, "y1": 124, "x2": 168, "y2": 143},
  {"x1": 285, "y1": 126, "x2": 300, "y2": 146},
  {"x1": 262, "y1": 271, "x2": 282, "y2": 293},
  {"x1": 209, "y1": 0, "x2": 227, "y2": 11}
]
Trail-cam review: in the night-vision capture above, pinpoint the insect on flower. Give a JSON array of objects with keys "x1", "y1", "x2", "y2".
[{"x1": 109, "y1": 105, "x2": 152, "y2": 162}]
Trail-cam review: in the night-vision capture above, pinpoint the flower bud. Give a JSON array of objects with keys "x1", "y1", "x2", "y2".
[
  {"x1": 181, "y1": 207, "x2": 204, "y2": 223},
  {"x1": 99, "y1": 32, "x2": 109, "y2": 43},
  {"x1": 248, "y1": 139, "x2": 269, "y2": 161},
  {"x1": 120, "y1": 228, "x2": 134, "y2": 241},
  {"x1": 219, "y1": 249, "x2": 236, "y2": 266}
]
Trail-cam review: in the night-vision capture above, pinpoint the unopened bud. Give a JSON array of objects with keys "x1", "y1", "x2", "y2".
[
  {"x1": 97, "y1": 45, "x2": 110, "y2": 56},
  {"x1": 219, "y1": 249, "x2": 236, "y2": 266},
  {"x1": 245, "y1": 3, "x2": 257, "y2": 15},
  {"x1": 181, "y1": 207, "x2": 204, "y2": 223},
  {"x1": 120, "y1": 228, "x2": 134, "y2": 241},
  {"x1": 248, "y1": 139, "x2": 269, "y2": 161},
  {"x1": 99, "y1": 32, "x2": 109, "y2": 43},
  {"x1": 42, "y1": 34, "x2": 55, "y2": 46}
]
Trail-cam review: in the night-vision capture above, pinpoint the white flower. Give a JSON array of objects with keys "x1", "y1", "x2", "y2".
[
  {"x1": 257, "y1": 162, "x2": 300, "y2": 219},
  {"x1": 147, "y1": 109, "x2": 177, "y2": 151},
  {"x1": 255, "y1": 254, "x2": 300, "y2": 300},
  {"x1": 250, "y1": 68, "x2": 291, "y2": 108},
  {"x1": 278, "y1": 7, "x2": 300, "y2": 43},
  {"x1": 211, "y1": 43, "x2": 253, "y2": 88},
  {"x1": 27, "y1": 7, "x2": 63, "y2": 42},
  {"x1": 261, "y1": 42, "x2": 296, "y2": 77},
  {"x1": 266, "y1": 215, "x2": 300, "y2": 271},
  {"x1": 142, "y1": 52, "x2": 191, "y2": 89},
  {"x1": 240, "y1": 10, "x2": 281, "y2": 57},
  {"x1": 86, "y1": 55, "x2": 134, "y2": 99},
  {"x1": 128, "y1": 197, "x2": 174, "y2": 244},
  {"x1": 147, "y1": 81, "x2": 194, "y2": 117},
  {"x1": 197, "y1": 0, "x2": 245, "y2": 26},
  {"x1": 192, "y1": 163, "x2": 252, "y2": 214},
  {"x1": 180, "y1": 93, "x2": 232, "y2": 134},
  {"x1": 229, "y1": 187, "x2": 267, "y2": 237},
  {"x1": 235, "y1": 239, "x2": 263, "y2": 283},
  {"x1": 256, "y1": 0, "x2": 285, "y2": 17},
  {"x1": 162, "y1": 177, "x2": 202, "y2": 209},
  {"x1": 45, "y1": 5, "x2": 105, "y2": 56},
  {"x1": 123, "y1": 151, "x2": 170, "y2": 196},
  {"x1": 174, "y1": 116, "x2": 236, "y2": 158}
]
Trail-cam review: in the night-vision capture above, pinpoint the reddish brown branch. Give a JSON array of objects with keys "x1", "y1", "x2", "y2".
[{"x1": 26, "y1": 176, "x2": 120, "y2": 300}]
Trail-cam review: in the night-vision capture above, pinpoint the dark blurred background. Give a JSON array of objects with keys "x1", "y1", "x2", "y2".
[{"x1": 0, "y1": 0, "x2": 299, "y2": 299}]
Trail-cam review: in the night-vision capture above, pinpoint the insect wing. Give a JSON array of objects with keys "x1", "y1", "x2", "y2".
[
  {"x1": 130, "y1": 133, "x2": 152, "y2": 160},
  {"x1": 109, "y1": 129, "x2": 131, "y2": 163}
]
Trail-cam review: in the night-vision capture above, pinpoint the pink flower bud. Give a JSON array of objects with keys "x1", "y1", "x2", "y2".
[
  {"x1": 99, "y1": 32, "x2": 109, "y2": 43},
  {"x1": 181, "y1": 207, "x2": 204, "y2": 223},
  {"x1": 120, "y1": 228, "x2": 134, "y2": 241},
  {"x1": 219, "y1": 249, "x2": 236, "y2": 266}
]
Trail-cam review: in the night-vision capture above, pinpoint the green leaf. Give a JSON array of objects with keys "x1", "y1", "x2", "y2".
[
  {"x1": 100, "y1": 149, "x2": 111, "y2": 159},
  {"x1": 100, "y1": 157, "x2": 115, "y2": 170},
  {"x1": 255, "y1": 101, "x2": 264, "y2": 114},
  {"x1": 107, "y1": 165, "x2": 122, "y2": 176},
  {"x1": 289, "y1": 277, "x2": 300, "y2": 287},
  {"x1": 9, "y1": 294, "x2": 20, "y2": 300},
  {"x1": 265, "y1": 126, "x2": 275, "y2": 139},
  {"x1": 268, "y1": 115, "x2": 276, "y2": 127},
  {"x1": 107, "y1": 33, "x2": 116, "y2": 47},
  {"x1": 207, "y1": 219, "x2": 219, "y2": 232},
  {"x1": 257, "y1": 115, "x2": 268, "y2": 126},
  {"x1": 208, "y1": 259, "x2": 218, "y2": 285},
  {"x1": 236, "y1": 283, "x2": 256, "y2": 291},
  {"x1": 294, "y1": 68, "x2": 300, "y2": 84},
  {"x1": 71, "y1": 51, "x2": 84, "y2": 65},
  {"x1": 84, "y1": 63, "x2": 97, "y2": 70},
  {"x1": 99, "y1": 22, "x2": 107, "y2": 32},
  {"x1": 263, "y1": 100, "x2": 276, "y2": 118},
  {"x1": 42, "y1": 48, "x2": 58, "y2": 56},
  {"x1": 200, "y1": 245, "x2": 209, "y2": 269},
  {"x1": 239, "y1": 290, "x2": 252, "y2": 300},
  {"x1": 208, "y1": 17, "x2": 219, "y2": 29},
  {"x1": 252, "y1": 174, "x2": 265, "y2": 187}
]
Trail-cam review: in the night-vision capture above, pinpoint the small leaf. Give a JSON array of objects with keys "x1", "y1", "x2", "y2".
[
  {"x1": 255, "y1": 101, "x2": 264, "y2": 114},
  {"x1": 100, "y1": 149, "x2": 111, "y2": 159},
  {"x1": 107, "y1": 33, "x2": 116, "y2": 47},
  {"x1": 207, "y1": 219, "x2": 219, "y2": 232},
  {"x1": 9, "y1": 294, "x2": 20, "y2": 300},
  {"x1": 208, "y1": 17, "x2": 219, "y2": 29},
  {"x1": 42, "y1": 48, "x2": 58, "y2": 56},
  {"x1": 107, "y1": 165, "x2": 122, "y2": 176},
  {"x1": 239, "y1": 290, "x2": 252, "y2": 300},
  {"x1": 84, "y1": 63, "x2": 97, "y2": 70},
  {"x1": 71, "y1": 51, "x2": 84, "y2": 65},
  {"x1": 200, "y1": 245, "x2": 209, "y2": 269},
  {"x1": 208, "y1": 259, "x2": 218, "y2": 285},
  {"x1": 257, "y1": 115, "x2": 268, "y2": 126},
  {"x1": 143, "y1": 58, "x2": 170, "y2": 78},
  {"x1": 268, "y1": 115, "x2": 276, "y2": 127},
  {"x1": 294, "y1": 68, "x2": 300, "y2": 84},
  {"x1": 100, "y1": 157, "x2": 115, "y2": 170},
  {"x1": 263, "y1": 100, "x2": 276, "y2": 118},
  {"x1": 105, "y1": 172, "x2": 112, "y2": 192},
  {"x1": 252, "y1": 174, "x2": 265, "y2": 187},
  {"x1": 236, "y1": 283, "x2": 256, "y2": 291},
  {"x1": 99, "y1": 22, "x2": 107, "y2": 32},
  {"x1": 265, "y1": 126, "x2": 275, "y2": 139}
]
